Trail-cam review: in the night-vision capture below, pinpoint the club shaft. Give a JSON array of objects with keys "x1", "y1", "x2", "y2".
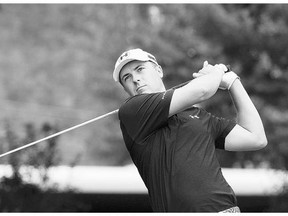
[
  {"x1": 0, "y1": 78, "x2": 205, "y2": 158},
  {"x1": 0, "y1": 64, "x2": 232, "y2": 158},
  {"x1": 0, "y1": 109, "x2": 119, "y2": 158}
]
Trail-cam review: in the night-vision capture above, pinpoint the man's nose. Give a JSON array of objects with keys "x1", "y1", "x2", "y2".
[{"x1": 132, "y1": 72, "x2": 141, "y2": 83}]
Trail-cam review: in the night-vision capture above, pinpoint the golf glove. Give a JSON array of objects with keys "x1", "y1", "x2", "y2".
[{"x1": 219, "y1": 71, "x2": 240, "y2": 90}]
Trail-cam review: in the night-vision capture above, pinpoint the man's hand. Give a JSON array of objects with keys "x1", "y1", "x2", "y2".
[
  {"x1": 193, "y1": 62, "x2": 239, "y2": 90},
  {"x1": 219, "y1": 71, "x2": 240, "y2": 90},
  {"x1": 192, "y1": 61, "x2": 226, "y2": 79}
]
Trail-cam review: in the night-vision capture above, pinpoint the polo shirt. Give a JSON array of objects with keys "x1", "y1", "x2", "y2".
[{"x1": 118, "y1": 89, "x2": 237, "y2": 212}]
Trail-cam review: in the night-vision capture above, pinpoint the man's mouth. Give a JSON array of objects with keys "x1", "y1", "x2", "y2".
[{"x1": 136, "y1": 85, "x2": 147, "y2": 94}]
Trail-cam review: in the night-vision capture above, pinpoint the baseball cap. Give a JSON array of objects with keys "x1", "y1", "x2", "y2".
[{"x1": 113, "y1": 48, "x2": 159, "y2": 82}]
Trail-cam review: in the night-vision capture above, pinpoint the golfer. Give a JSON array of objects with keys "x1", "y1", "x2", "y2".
[{"x1": 113, "y1": 48, "x2": 267, "y2": 212}]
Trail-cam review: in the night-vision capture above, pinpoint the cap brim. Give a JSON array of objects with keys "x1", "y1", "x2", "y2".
[
  {"x1": 113, "y1": 59, "x2": 135, "y2": 82},
  {"x1": 113, "y1": 56, "x2": 157, "y2": 82}
]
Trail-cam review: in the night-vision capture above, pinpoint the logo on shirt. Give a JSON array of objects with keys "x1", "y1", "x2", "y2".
[
  {"x1": 189, "y1": 114, "x2": 199, "y2": 119},
  {"x1": 188, "y1": 109, "x2": 201, "y2": 119},
  {"x1": 162, "y1": 91, "x2": 167, "y2": 99}
]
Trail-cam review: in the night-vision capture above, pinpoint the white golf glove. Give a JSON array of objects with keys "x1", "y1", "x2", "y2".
[
  {"x1": 214, "y1": 63, "x2": 239, "y2": 90},
  {"x1": 195, "y1": 61, "x2": 239, "y2": 90},
  {"x1": 219, "y1": 70, "x2": 240, "y2": 90}
]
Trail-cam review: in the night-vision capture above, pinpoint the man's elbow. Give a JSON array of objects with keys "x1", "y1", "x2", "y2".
[{"x1": 254, "y1": 136, "x2": 268, "y2": 150}]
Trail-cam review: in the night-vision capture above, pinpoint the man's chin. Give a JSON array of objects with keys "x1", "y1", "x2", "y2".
[{"x1": 137, "y1": 89, "x2": 152, "y2": 95}]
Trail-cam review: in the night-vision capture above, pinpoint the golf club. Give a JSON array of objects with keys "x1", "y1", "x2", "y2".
[{"x1": 0, "y1": 64, "x2": 230, "y2": 158}]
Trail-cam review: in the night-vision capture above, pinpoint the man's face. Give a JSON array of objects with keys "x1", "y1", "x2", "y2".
[{"x1": 119, "y1": 60, "x2": 165, "y2": 96}]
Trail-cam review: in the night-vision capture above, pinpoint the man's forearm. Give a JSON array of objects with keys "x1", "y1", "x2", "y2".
[
  {"x1": 185, "y1": 69, "x2": 224, "y2": 100},
  {"x1": 229, "y1": 79, "x2": 267, "y2": 146},
  {"x1": 169, "y1": 68, "x2": 224, "y2": 117}
]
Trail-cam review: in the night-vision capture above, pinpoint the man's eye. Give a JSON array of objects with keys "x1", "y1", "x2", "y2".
[
  {"x1": 137, "y1": 67, "x2": 144, "y2": 72},
  {"x1": 123, "y1": 75, "x2": 130, "y2": 82}
]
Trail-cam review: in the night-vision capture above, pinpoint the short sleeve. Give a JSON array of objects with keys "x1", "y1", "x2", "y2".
[
  {"x1": 210, "y1": 114, "x2": 237, "y2": 149},
  {"x1": 119, "y1": 89, "x2": 174, "y2": 143}
]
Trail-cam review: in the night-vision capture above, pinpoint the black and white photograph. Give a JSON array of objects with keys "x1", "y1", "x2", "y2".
[{"x1": 0, "y1": 3, "x2": 287, "y2": 213}]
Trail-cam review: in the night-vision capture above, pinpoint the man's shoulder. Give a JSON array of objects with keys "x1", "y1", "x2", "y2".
[
  {"x1": 119, "y1": 94, "x2": 149, "y2": 110},
  {"x1": 119, "y1": 94, "x2": 152, "y2": 120},
  {"x1": 120, "y1": 90, "x2": 174, "y2": 111}
]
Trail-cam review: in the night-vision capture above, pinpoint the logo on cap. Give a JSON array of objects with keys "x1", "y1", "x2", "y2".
[
  {"x1": 119, "y1": 52, "x2": 129, "y2": 61},
  {"x1": 113, "y1": 48, "x2": 158, "y2": 82}
]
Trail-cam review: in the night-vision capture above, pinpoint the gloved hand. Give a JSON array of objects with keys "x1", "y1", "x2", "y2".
[
  {"x1": 193, "y1": 61, "x2": 238, "y2": 90},
  {"x1": 219, "y1": 71, "x2": 240, "y2": 90}
]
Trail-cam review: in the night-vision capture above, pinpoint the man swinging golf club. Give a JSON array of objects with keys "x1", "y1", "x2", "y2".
[{"x1": 113, "y1": 48, "x2": 267, "y2": 212}]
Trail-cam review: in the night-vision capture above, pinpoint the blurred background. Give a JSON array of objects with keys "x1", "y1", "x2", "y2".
[{"x1": 0, "y1": 3, "x2": 288, "y2": 212}]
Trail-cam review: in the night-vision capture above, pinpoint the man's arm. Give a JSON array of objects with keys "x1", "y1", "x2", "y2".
[
  {"x1": 224, "y1": 78, "x2": 268, "y2": 151},
  {"x1": 169, "y1": 63, "x2": 225, "y2": 117}
]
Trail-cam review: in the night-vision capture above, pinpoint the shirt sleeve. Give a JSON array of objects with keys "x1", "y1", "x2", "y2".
[
  {"x1": 209, "y1": 113, "x2": 237, "y2": 149},
  {"x1": 119, "y1": 89, "x2": 174, "y2": 143}
]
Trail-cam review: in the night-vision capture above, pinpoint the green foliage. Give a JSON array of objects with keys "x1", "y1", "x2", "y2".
[
  {"x1": 0, "y1": 4, "x2": 287, "y2": 170},
  {"x1": 0, "y1": 121, "x2": 76, "y2": 212},
  {"x1": 110, "y1": 4, "x2": 288, "y2": 170},
  {"x1": 0, "y1": 121, "x2": 61, "y2": 182},
  {"x1": 0, "y1": 4, "x2": 287, "y2": 211},
  {"x1": 0, "y1": 175, "x2": 93, "y2": 212},
  {"x1": 0, "y1": 174, "x2": 42, "y2": 212}
]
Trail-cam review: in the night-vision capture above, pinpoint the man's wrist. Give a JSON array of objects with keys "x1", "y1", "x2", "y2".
[
  {"x1": 227, "y1": 72, "x2": 240, "y2": 90},
  {"x1": 219, "y1": 71, "x2": 240, "y2": 90}
]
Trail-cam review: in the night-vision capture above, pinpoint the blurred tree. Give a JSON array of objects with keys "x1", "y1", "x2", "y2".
[
  {"x1": 0, "y1": 4, "x2": 287, "y2": 170},
  {"x1": 1, "y1": 121, "x2": 61, "y2": 183},
  {"x1": 0, "y1": 120, "x2": 66, "y2": 212},
  {"x1": 0, "y1": 3, "x2": 287, "y2": 211},
  {"x1": 133, "y1": 4, "x2": 288, "y2": 170}
]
